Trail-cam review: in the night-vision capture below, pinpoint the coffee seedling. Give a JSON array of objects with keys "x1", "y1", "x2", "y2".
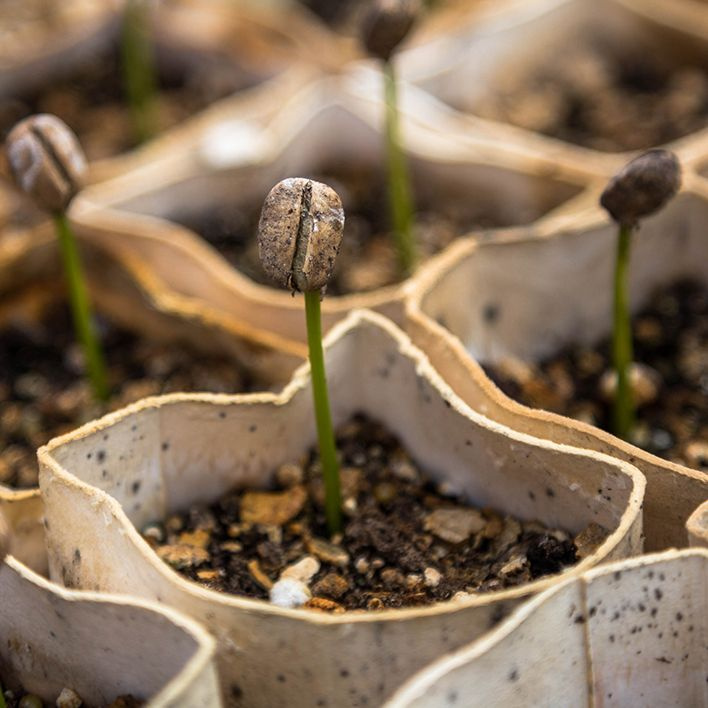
[
  {"x1": 259, "y1": 178, "x2": 345, "y2": 535},
  {"x1": 361, "y1": 0, "x2": 421, "y2": 275},
  {"x1": 600, "y1": 149, "x2": 681, "y2": 439},
  {"x1": 6, "y1": 114, "x2": 108, "y2": 401},
  {"x1": 122, "y1": 0, "x2": 158, "y2": 143}
]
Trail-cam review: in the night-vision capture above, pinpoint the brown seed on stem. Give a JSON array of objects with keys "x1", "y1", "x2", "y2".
[
  {"x1": 6, "y1": 114, "x2": 87, "y2": 213},
  {"x1": 600, "y1": 149, "x2": 681, "y2": 227},
  {"x1": 361, "y1": 0, "x2": 421, "y2": 62},
  {"x1": 258, "y1": 178, "x2": 344, "y2": 292}
]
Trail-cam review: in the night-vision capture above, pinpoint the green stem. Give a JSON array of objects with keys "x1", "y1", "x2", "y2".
[
  {"x1": 304, "y1": 290, "x2": 342, "y2": 537},
  {"x1": 612, "y1": 223, "x2": 634, "y2": 440},
  {"x1": 384, "y1": 60, "x2": 417, "y2": 276},
  {"x1": 54, "y1": 213, "x2": 109, "y2": 402},
  {"x1": 0, "y1": 681, "x2": 5, "y2": 708},
  {"x1": 122, "y1": 0, "x2": 158, "y2": 144}
]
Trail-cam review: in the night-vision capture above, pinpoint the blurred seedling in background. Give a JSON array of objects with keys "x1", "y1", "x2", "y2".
[
  {"x1": 122, "y1": 0, "x2": 158, "y2": 143},
  {"x1": 5, "y1": 114, "x2": 109, "y2": 401},
  {"x1": 360, "y1": 0, "x2": 422, "y2": 276},
  {"x1": 258, "y1": 178, "x2": 345, "y2": 537},
  {"x1": 600, "y1": 149, "x2": 681, "y2": 440}
]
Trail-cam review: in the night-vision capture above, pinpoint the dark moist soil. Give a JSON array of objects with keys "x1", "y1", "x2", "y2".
[
  {"x1": 173, "y1": 166, "x2": 505, "y2": 297},
  {"x1": 0, "y1": 296, "x2": 258, "y2": 489},
  {"x1": 145, "y1": 414, "x2": 606, "y2": 612},
  {"x1": 474, "y1": 39, "x2": 708, "y2": 152},
  {"x1": 484, "y1": 280, "x2": 708, "y2": 470},
  {"x1": 0, "y1": 36, "x2": 258, "y2": 160}
]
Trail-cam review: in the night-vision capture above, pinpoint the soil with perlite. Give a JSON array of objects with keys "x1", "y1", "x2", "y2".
[
  {"x1": 146, "y1": 414, "x2": 608, "y2": 612},
  {"x1": 0, "y1": 292, "x2": 258, "y2": 489},
  {"x1": 484, "y1": 281, "x2": 707, "y2": 470}
]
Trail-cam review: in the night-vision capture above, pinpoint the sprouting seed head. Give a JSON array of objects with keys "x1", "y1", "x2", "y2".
[
  {"x1": 258, "y1": 178, "x2": 344, "y2": 293},
  {"x1": 600, "y1": 149, "x2": 681, "y2": 227},
  {"x1": 5, "y1": 114, "x2": 86, "y2": 213},
  {"x1": 360, "y1": 0, "x2": 421, "y2": 62}
]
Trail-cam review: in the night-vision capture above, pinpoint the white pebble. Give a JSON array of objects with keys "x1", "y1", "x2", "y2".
[
  {"x1": 281, "y1": 555, "x2": 320, "y2": 584},
  {"x1": 269, "y1": 578, "x2": 311, "y2": 608},
  {"x1": 424, "y1": 567, "x2": 442, "y2": 588},
  {"x1": 56, "y1": 687, "x2": 83, "y2": 708}
]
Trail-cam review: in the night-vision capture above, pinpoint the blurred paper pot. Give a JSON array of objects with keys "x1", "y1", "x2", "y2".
[
  {"x1": 38, "y1": 311, "x2": 644, "y2": 707},
  {"x1": 386, "y1": 548, "x2": 708, "y2": 708},
  {"x1": 0, "y1": 556, "x2": 220, "y2": 706}
]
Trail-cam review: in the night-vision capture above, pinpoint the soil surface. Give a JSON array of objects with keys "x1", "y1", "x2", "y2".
[
  {"x1": 474, "y1": 39, "x2": 708, "y2": 152},
  {"x1": 484, "y1": 281, "x2": 708, "y2": 469},
  {"x1": 0, "y1": 295, "x2": 258, "y2": 489},
  {"x1": 0, "y1": 35, "x2": 256, "y2": 160},
  {"x1": 146, "y1": 414, "x2": 606, "y2": 612},
  {"x1": 174, "y1": 166, "x2": 509, "y2": 296},
  {"x1": 0, "y1": 681, "x2": 143, "y2": 708}
]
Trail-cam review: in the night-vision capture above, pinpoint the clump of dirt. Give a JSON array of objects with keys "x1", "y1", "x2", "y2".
[
  {"x1": 0, "y1": 294, "x2": 258, "y2": 489},
  {"x1": 473, "y1": 40, "x2": 708, "y2": 152},
  {"x1": 146, "y1": 414, "x2": 606, "y2": 612},
  {"x1": 485, "y1": 280, "x2": 707, "y2": 469}
]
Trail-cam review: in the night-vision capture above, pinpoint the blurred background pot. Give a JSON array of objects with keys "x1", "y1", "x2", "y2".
[
  {"x1": 38, "y1": 311, "x2": 644, "y2": 707},
  {"x1": 74, "y1": 69, "x2": 593, "y2": 379}
]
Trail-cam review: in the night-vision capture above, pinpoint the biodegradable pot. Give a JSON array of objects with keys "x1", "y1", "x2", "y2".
[
  {"x1": 0, "y1": 555, "x2": 220, "y2": 706},
  {"x1": 38, "y1": 310, "x2": 644, "y2": 707},
  {"x1": 405, "y1": 171, "x2": 708, "y2": 551},
  {"x1": 386, "y1": 547, "x2": 708, "y2": 707},
  {"x1": 686, "y1": 501, "x2": 708, "y2": 548},
  {"x1": 400, "y1": 0, "x2": 708, "y2": 159},
  {"x1": 0, "y1": 0, "x2": 342, "y2": 170},
  {"x1": 74, "y1": 68, "x2": 592, "y2": 380}
]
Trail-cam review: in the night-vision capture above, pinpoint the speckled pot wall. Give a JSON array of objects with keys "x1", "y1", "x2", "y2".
[
  {"x1": 386, "y1": 548, "x2": 708, "y2": 707},
  {"x1": 0, "y1": 555, "x2": 221, "y2": 706},
  {"x1": 405, "y1": 152, "x2": 708, "y2": 553},
  {"x1": 38, "y1": 311, "x2": 644, "y2": 707}
]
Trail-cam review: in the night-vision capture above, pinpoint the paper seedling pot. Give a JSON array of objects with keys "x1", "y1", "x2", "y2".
[
  {"x1": 386, "y1": 548, "x2": 708, "y2": 708},
  {"x1": 687, "y1": 501, "x2": 708, "y2": 548},
  {"x1": 75, "y1": 69, "x2": 591, "y2": 380},
  {"x1": 406, "y1": 166, "x2": 708, "y2": 552},
  {"x1": 39, "y1": 310, "x2": 644, "y2": 707},
  {"x1": 400, "y1": 0, "x2": 708, "y2": 159},
  {"x1": 0, "y1": 555, "x2": 220, "y2": 706}
]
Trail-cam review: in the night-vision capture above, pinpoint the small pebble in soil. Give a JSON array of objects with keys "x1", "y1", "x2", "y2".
[
  {"x1": 0, "y1": 682, "x2": 144, "y2": 708},
  {"x1": 485, "y1": 281, "x2": 707, "y2": 468},
  {"x1": 146, "y1": 414, "x2": 600, "y2": 611}
]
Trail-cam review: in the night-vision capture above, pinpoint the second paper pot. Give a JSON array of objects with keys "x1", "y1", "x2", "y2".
[
  {"x1": 406, "y1": 181, "x2": 708, "y2": 551},
  {"x1": 386, "y1": 547, "x2": 708, "y2": 708},
  {"x1": 38, "y1": 311, "x2": 643, "y2": 707},
  {"x1": 74, "y1": 70, "x2": 590, "y2": 371},
  {"x1": 0, "y1": 555, "x2": 221, "y2": 707}
]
